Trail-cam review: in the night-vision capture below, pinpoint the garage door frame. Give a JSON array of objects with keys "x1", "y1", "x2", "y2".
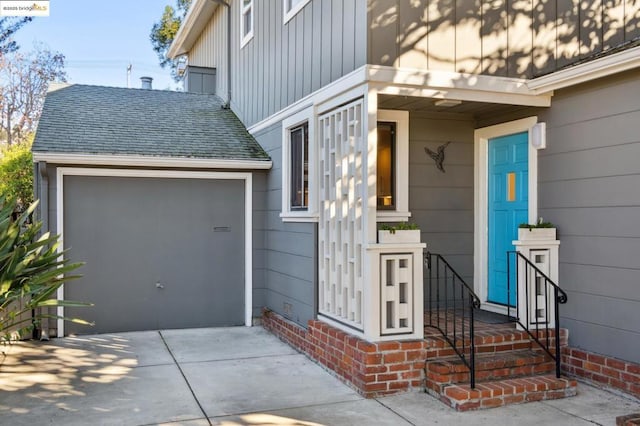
[{"x1": 55, "y1": 167, "x2": 254, "y2": 335}]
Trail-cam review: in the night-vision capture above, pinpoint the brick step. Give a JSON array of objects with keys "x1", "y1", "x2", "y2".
[
  {"x1": 426, "y1": 350, "x2": 555, "y2": 392},
  {"x1": 424, "y1": 328, "x2": 568, "y2": 354},
  {"x1": 436, "y1": 374, "x2": 578, "y2": 411}
]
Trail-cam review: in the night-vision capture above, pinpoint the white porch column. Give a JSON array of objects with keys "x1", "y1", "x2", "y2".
[
  {"x1": 365, "y1": 243, "x2": 426, "y2": 341},
  {"x1": 513, "y1": 229, "x2": 560, "y2": 328}
]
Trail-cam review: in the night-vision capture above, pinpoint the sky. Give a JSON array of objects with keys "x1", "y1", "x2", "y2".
[{"x1": 13, "y1": 0, "x2": 181, "y2": 91}]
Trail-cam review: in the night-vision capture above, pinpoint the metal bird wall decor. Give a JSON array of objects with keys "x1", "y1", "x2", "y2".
[{"x1": 425, "y1": 141, "x2": 451, "y2": 173}]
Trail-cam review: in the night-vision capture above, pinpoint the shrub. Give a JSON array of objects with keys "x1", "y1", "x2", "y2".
[
  {"x1": 0, "y1": 139, "x2": 33, "y2": 215},
  {"x1": 1, "y1": 197, "x2": 90, "y2": 342},
  {"x1": 379, "y1": 222, "x2": 420, "y2": 233}
]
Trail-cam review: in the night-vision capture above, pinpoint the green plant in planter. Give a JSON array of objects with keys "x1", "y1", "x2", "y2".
[
  {"x1": 379, "y1": 222, "x2": 420, "y2": 234},
  {"x1": 519, "y1": 217, "x2": 555, "y2": 230},
  {"x1": 0, "y1": 197, "x2": 91, "y2": 343}
]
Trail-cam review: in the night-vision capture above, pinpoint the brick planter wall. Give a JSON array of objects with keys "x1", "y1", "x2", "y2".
[
  {"x1": 562, "y1": 347, "x2": 640, "y2": 399},
  {"x1": 262, "y1": 308, "x2": 429, "y2": 397}
]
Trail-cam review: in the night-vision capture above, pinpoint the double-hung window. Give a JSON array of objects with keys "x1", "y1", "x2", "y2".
[{"x1": 240, "y1": 0, "x2": 254, "y2": 47}]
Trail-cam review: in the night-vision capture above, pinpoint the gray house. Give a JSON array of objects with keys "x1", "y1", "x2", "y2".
[
  {"x1": 166, "y1": 0, "x2": 640, "y2": 405},
  {"x1": 34, "y1": 0, "x2": 640, "y2": 409}
]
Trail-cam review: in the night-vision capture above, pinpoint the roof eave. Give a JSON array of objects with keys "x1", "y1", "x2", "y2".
[
  {"x1": 527, "y1": 45, "x2": 640, "y2": 93},
  {"x1": 168, "y1": 0, "x2": 219, "y2": 59},
  {"x1": 32, "y1": 152, "x2": 273, "y2": 170}
]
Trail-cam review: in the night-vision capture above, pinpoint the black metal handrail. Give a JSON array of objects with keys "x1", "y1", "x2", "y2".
[
  {"x1": 425, "y1": 252, "x2": 481, "y2": 388},
  {"x1": 507, "y1": 251, "x2": 568, "y2": 378}
]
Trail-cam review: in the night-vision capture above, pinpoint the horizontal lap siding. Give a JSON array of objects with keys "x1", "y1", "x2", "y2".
[
  {"x1": 536, "y1": 70, "x2": 640, "y2": 363},
  {"x1": 368, "y1": 0, "x2": 640, "y2": 78},
  {"x1": 254, "y1": 124, "x2": 316, "y2": 327},
  {"x1": 408, "y1": 112, "x2": 476, "y2": 287}
]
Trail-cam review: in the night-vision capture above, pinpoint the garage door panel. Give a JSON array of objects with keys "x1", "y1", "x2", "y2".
[{"x1": 63, "y1": 175, "x2": 245, "y2": 334}]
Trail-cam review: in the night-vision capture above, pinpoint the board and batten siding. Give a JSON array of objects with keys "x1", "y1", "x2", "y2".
[
  {"x1": 253, "y1": 124, "x2": 317, "y2": 327},
  {"x1": 188, "y1": 6, "x2": 229, "y2": 98},
  {"x1": 186, "y1": 0, "x2": 367, "y2": 128},
  {"x1": 368, "y1": 0, "x2": 640, "y2": 78},
  {"x1": 534, "y1": 70, "x2": 640, "y2": 363}
]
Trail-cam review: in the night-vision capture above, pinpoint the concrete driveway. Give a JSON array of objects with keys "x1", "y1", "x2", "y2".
[{"x1": 1, "y1": 326, "x2": 638, "y2": 426}]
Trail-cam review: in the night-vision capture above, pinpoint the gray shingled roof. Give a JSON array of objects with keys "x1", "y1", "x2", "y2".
[{"x1": 32, "y1": 84, "x2": 270, "y2": 162}]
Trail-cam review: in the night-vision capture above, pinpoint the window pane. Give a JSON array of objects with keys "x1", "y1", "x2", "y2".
[
  {"x1": 290, "y1": 123, "x2": 309, "y2": 210},
  {"x1": 243, "y1": 10, "x2": 252, "y2": 36},
  {"x1": 287, "y1": 0, "x2": 305, "y2": 11},
  {"x1": 377, "y1": 122, "x2": 395, "y2": 209}
]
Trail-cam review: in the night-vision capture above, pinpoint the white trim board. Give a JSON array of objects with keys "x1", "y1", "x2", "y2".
[
  {"x1": 33, "y1": 153, "x2": 272, "y2": 170},
  {"x1": 283, "y1": 0, "x2": 311, "y2": 25},
  {"x1": 168, "y1": 0, "x2": 219, "y2": 58},
  {"x1": 473, "y1": 117, "x2": 538, "y2": 314},
  {"x1": 55, "y1": 167, "x2": 254, "y2": 335},
  {"x1": 528, "y1": 45, "x2": 640, "y2": 93}
]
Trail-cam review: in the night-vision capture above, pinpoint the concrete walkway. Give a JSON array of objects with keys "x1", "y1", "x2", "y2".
[{"x1": 1, "y1": 327, "x2": 638, "y2": 425}]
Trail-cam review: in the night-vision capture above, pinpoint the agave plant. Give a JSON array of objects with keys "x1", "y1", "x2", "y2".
[{"x1": 0, "y1": 197, "x2": 91, "y2": 342}]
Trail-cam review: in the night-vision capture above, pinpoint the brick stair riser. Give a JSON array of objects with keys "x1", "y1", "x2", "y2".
[
  {"x1": 447, "y1": 379, "x2": 578, "y2": 411},
  {"x1": 426, "y1": 362, "x2": 556, "y2": 388},
  {"x1": 426, "y1": 333, "x2": 566, "y2": 354}
]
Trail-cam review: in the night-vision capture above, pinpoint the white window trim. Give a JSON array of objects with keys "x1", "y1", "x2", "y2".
[
  {"x1": 283, "y1": 0, "x2": 311, "y2": 24},
  {"x1": 377, "y1": 109, "x2": 410, "y2": 222},
  {"x1": 240, "y1": 0, "x2": 254, "y2": 48},
  {"x1": 281, "y1": 106, "x2": 318, "y2": 222},
  {"x1": 473, "y1": 116, "x2": 539, "y2": 315},
  {"x1": 55, "y1": 167, "x2": 254, "y2": 336}
]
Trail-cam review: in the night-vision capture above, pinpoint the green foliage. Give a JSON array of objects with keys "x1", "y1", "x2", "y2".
[
  {"x1": 150, "y1": 0, "x2": 192, "y2": 81},
  {"x1": 379, "y1": 222, "x2": 420, "y2": 233},
  {"x1": 519, "y1": 217, "x2": 555, "y2": 229},
  {"x1": 0, "y1": 136, "x2": 33, "y2": 214},
  {"x1": 0, "y1": 197, "x2": 90, "y2": 342}
]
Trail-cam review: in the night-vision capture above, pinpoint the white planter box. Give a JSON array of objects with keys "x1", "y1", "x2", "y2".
[
  {"x1": 517, "y1": 227, "x2": 557, "y2": 241},
  {"x1": 378, "y1": 229, "x2": 421, "y2": 244}
]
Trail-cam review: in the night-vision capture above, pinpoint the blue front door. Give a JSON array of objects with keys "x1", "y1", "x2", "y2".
[{"x1": 488, "y1": 132, "x2": 528, "y2": 306}]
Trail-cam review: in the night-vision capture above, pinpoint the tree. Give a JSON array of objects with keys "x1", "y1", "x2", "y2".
[
  {"x1": 0, "y1": 17, "x2": 32, "y2": 55},
  {"x1": 0, "y1": 134, "x2": 33, "y2": 215},
  {"x1": 150, "y1": 0, "x2": 192, "y2": 81},
  {"x1": 0, "y1": 197, "x2": 90, "y2": 342},
  {"x1": 0, "y1": 45, "x2": 66, "y2": 146}
]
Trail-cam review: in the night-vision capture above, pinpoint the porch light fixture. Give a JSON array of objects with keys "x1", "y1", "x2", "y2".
[
  {"x1": 531, "y1": 122, "x2": 547, "y2": 149},
  {"x1": 434, "y1": 99, "x2": 462, "y2": 108}
]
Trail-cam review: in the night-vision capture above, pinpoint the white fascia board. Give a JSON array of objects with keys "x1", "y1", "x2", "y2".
[
  {"x1": 247, "y1": 66, "x2": 368, "y2": 134},
  {"x1": 167, "y1": 0, "x2": 219, "y2": 59},
  {"x1": 368, "y1": 65, "x2": 552, "y2": 107},
  {"x1": 32, "y1": 153, "x2": 272, "y2": 170},
  {"x1": 368, "y1": 65, "x2": 532, "y2": 94},
  {"x1": 375, "y1": 84, "x2": 551, "y2": 107},
  {"x1": 527, "y1": 46, "x2": 640, "y2": 93}
]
